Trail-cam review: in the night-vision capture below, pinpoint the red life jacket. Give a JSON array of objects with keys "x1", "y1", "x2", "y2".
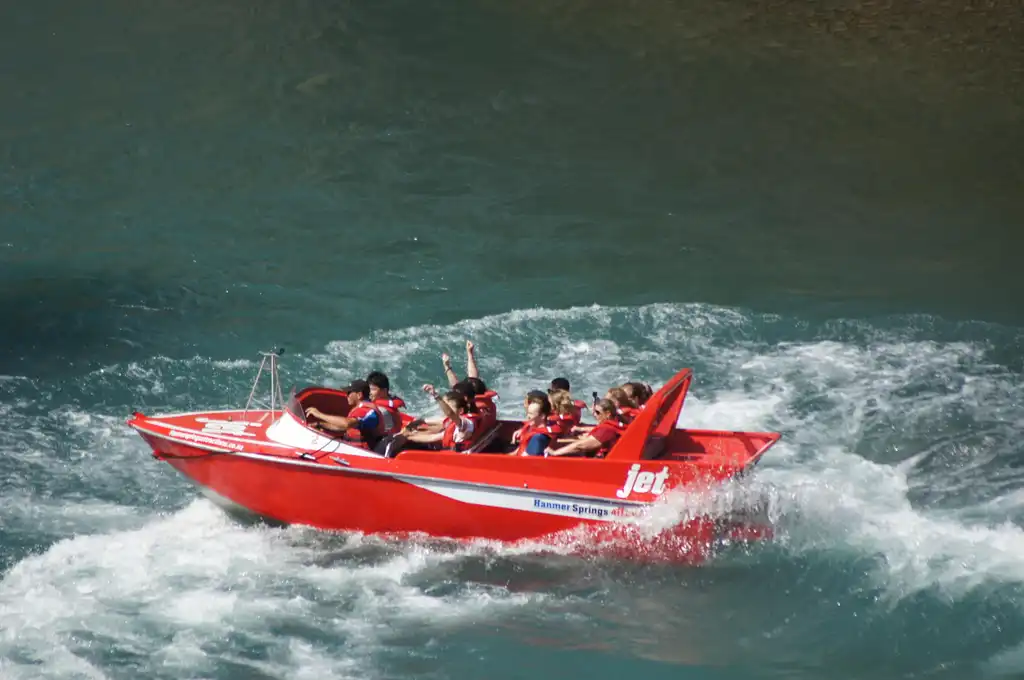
[
  {"x1": 373, "y1": 396, "x2": 406, "y2": 435},
  {"x1": 515, "y1": 420, "x2": 556, "y2": 455},
  {"x1": 590, "y1": 418, "x2": 625, "y2": 457},
  {"x1": 548, "y1": 412, "x2": 574, "y2": 437},
  {"x1": 618, "y1": 406, "x2": 640, "y2": 423},
  {"x1": 441, "y1": 414, "x2": 478, "y2": 452},
  {"x1": 345, "y1": 401, "x2": 386, "y2": 443},
  {"x1": 569, "y1": 399, "x2": 587, "y2": 426},
  {"x1": 474, "y1": 390, "x2": 498, "y2": 431},
  {"x1": 465, "y1": 412, "x2": 482, "y2": 445}
]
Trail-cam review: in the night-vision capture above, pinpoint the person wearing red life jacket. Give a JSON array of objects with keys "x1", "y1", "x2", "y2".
[
  {"x1": 450, "y1": 380, "x2": 484, "y2": 439},
  {"x1": 381, "y1": 385, "x2": 476, "y2": 457},
  {"x1": 439, "y1": 340, "x2": 499, "y2": 432},
  {"x1": 304, "y1": 379, "x2": 385, "y2": 449},
  {"x1": 511, "y1": 396, "x2": 557, "y2": 456},
  {"x1": 622, "y1": 381, "x2": 653, "y2": 410},
  {"x1": 549, "y1": 377, "x2": 587, "y2": 426},
  {"x1": 366, "y1": 370, "x2": 406, "y2": 435},
  {"x1": 605, "y1": 387, "x2": 640, "y2": 423},
  {"x1": 524, "y1": 390, "x2": 549, "y2": 409},
  {"x1": 545, "y1": 399, "x2": 624, "y2": 458},
  {"x1": 545, "y1": 389, "x2": 576, "y2": 439},
  {"x1": 465, "y1": 377, "x2": 497, "y2": 432},
  {"x1": 442, "y1": 339, "x2": 483, "y2": 386}
]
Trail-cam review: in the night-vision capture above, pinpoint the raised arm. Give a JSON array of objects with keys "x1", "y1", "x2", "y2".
[
  {"x1": 423, "y1": 384, "x2": 462, "y2": 426},
  {"x1": 466, "y1": 340, "x2": 479, "y2": 379},
  {"x1": 441, "y1": 353, "x2": 459, "y2": 387}
]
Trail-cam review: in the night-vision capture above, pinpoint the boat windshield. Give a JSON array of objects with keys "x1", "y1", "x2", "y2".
[{"x1": 284, "y1": 394, "x2": 305, "y2": 422}]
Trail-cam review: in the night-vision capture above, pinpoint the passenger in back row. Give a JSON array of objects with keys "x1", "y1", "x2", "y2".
[
  {"x1": 546, "y1": 389, "x2": 576, "y2": 438},
  {"x1": 549, "y1": 377, "x2": 587, "y2": 426},
  {"x1": 605, "y1": 387, "x2": 640, "y2": 423},
  {"x1": 465, "y1": 377, "x2": 497, "y2": 430},
  {"x1": 545, "y1": 399, "x2": 624, "y2": 458},
  {"x1": 622, "y1": 381, "x2": 653, "y2": 408},
  {"x1": 442, "y1": 340, "x2": 482, "y2": 388},
  {"x1": 366, "y1": 370, "x2": 406, "y2": 435},
  {"x1": 442, "y1": 340, "x2": 498, "y2": 430}
]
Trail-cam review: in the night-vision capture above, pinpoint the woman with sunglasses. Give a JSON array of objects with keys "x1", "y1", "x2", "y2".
[{"x1": 544, "y1": 398, "x2": 625, "y2": 458}]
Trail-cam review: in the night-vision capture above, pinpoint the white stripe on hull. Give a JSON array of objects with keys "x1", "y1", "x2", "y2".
[{"x1": 400, "y1": 479, "x2": 646, "y2": 523}]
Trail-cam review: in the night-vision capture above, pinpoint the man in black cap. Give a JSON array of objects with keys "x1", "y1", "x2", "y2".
[
  {"x1": 550, "y1": 377, "x2": 571, "y2": 392},
  {"x1": 305, "y1": 378, "x2": 384, "y2": 448}
]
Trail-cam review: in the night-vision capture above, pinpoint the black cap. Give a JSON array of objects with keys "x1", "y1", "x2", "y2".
[
  {"x1": 342, "y1": 379, "x2": 370, "y2": 398},
  {"x1": 550, "y1": 377, "x2": 570, "y2": 392}
]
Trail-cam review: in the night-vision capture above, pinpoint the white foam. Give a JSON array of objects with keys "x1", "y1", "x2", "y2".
[
  {"x1": 0, "y1": 500, "x2": 546, "y2": 679},
  {"x1": 4, "y1": 301, "x2": 1024, "y2": 675},
  {"x1": 683, "y1": 336, "x2": 1024, "y2": 599},
  {"x1": 211, "y1": 358, "x2": 256, "y2": 369}
]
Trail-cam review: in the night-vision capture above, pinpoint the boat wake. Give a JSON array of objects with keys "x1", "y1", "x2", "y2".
[{"x1": 1, "y1": 302, "x2": 1023, "y2": 679}]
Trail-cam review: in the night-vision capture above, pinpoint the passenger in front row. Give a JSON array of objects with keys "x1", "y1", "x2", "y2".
[
  {"x1": 511, "y1": 395, "x2": 556, "y2": 456},
  {"x1": 367, "y1": 370, "x2": 406, "y2": 435},
  {"x1": 305, "y1": 379, "x2": 386, "y2": 450},
  {"x1": 545, "y1": 399, "x2": 624, "y2": 458},
  {"x1": 378, "y1": 384, "x2": 476, "y2": 458},
  {"x1": 525, "y1": 389, "x2": 548, "y2": 408}
]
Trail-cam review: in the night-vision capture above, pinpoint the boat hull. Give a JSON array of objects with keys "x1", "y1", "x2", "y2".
[{"x1": 142, "y1": 431, "x2": 770, "y2": 564}]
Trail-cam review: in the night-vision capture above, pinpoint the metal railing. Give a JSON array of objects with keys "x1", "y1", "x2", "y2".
[{"x1": 243, "y1": 348, "x2": 287, "y2": 418}]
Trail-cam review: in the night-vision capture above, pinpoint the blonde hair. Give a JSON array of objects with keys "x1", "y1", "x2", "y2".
[
  {"x1": 548, "y1": 389, "x2": 574, "y2": 415},
  {"x1": 606, "y1": 387, "x2": 636, "y2": 409}
]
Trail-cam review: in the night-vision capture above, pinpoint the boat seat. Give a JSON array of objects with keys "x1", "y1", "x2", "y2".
[
  {"x1": 465, "y1": 423, "x2": 502, "y2": 453},
  {"x1": 640, "y1": 435, "x2": 668, "y2": 460}
]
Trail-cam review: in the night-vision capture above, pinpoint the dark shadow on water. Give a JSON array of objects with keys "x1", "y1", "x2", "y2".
[
  {"x1": 0, "y1": 270, "x2": 187, "y2": 375},
  {"x1": 0, "y1": 267, "x2": 312, "y2": 376}
]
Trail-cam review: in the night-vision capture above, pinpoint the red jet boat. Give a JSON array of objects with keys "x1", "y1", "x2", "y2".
[{"x1": 127, "y1": 351, "x2": 781, "y2": 563}]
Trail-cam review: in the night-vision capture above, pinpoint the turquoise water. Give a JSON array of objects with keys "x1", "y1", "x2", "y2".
[{"x1": 2, "y1": 1, "x2": 1023, "y2": 678}]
